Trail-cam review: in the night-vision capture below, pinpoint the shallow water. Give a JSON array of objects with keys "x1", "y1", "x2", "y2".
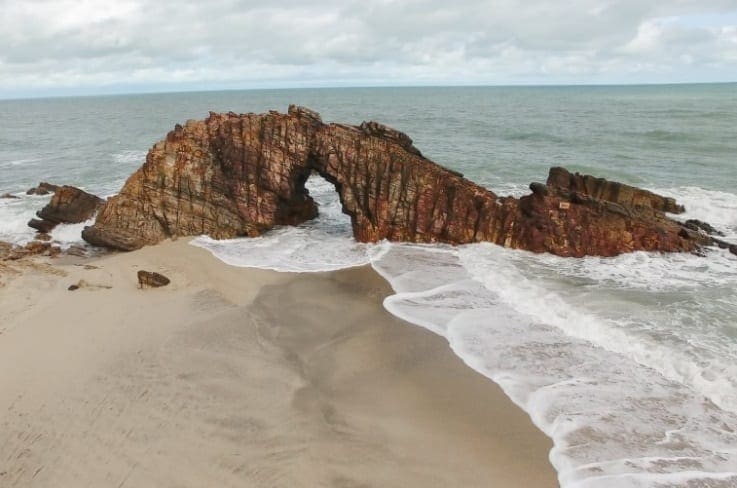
[{"x1": 2, "y1": 85, "x2": 737, "y2": 487}]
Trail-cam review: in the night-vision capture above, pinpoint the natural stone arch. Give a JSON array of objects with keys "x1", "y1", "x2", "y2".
[
  {"x1": 82, "y1": 105, "x2": 706, "y2": 257},
  {"x1": 83, "y1": 105, "x2": 505, "y2": 250}
]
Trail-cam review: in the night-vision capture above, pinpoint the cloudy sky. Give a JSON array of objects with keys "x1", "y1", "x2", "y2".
[{"x1": 1, "y1": 0, "x2": 736, "y2": 98}]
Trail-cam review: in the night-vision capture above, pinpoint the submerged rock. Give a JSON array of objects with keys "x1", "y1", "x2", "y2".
[
  {"x1": 683, "y1": 219, "x2": 725, "y2": 237},
  {"x1": 26, "y1": 182, "x2": 59, "y2": 196},
  {"x1": 81, "y1": 106, "x2": 724, "y2": 257},
  {"x1": 1, "y1": 193, "x2": 19, "y2": 199}
]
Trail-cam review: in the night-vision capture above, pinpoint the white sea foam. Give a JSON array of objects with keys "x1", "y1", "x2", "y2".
[
  {"x1": 191, "y1": 178, "x2": 737, "y2": 487},
  {"x1": 191, "y1": 176, "x2": 382, "y2": 272},
  {"x1": 50, "y1": 218, "x2": 95, "y2": 249},
  {"x1": 0, "y1": 157, "x2": 45, "y2": 168},
  {"x1": 0, "y1": 193, "x2": 94, "y2": 248},
  {"x1": 493, "y1": 181, "x2": 531, "y2": 198},
  {"x1": 472, "y1": 245, "x2": 737, "y2": 413},
  {"x1": 191, "y1": 232, "x2": 377, "y2": 272},
  {"x1": 112, "y1": 150, "x2": 147, "y2": 165},
  {"x1": 0, "y1": 193, "x2": 50, "y2": 245},
  {"x1": 656, "y1": 186, "x2": 737, "y2": 240},
  {"x1": 385, "y1": 243, "x2": 737, "y2": 488}
]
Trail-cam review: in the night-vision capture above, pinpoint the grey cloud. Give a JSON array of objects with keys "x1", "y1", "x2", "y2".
[{"x1": 0, "y1": 0, "x2": 735, "y2": 97}]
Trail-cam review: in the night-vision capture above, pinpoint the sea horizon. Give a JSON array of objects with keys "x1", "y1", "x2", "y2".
[{"x1": 2, "y1": 79, "x2": 736, "y2": 102}]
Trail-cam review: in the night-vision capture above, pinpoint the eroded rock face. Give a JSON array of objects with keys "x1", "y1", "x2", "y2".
[
  {"x1": 29, "y1": 186, "x2": 103, "y2": 233},
  {"x1": 82, "y1": 106, "x2": 715, "y2": 257},
  {"x1": 547, "y1": 167, "x2": 685, "y2": 214}
]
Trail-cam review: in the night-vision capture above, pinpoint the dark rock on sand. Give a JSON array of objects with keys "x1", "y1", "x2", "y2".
[
  {"x1": 0, "y1": 241, "x2": 12, "y2": 258},
  {"x1": 65, "y1": 244, "x2": 89, "y2": 257},
  {"x1": 1, "y1": 241, "x2": 62, "y2": 260},
  {"x1": 137, "y1": 270, "x2": 170, "y2": 288},
  {"x1": 82, "y1": 106, "x2": 711, "y2": 257}
]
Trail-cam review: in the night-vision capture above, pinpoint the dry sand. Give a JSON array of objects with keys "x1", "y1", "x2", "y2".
[{"x1": 0, "y1": 240, "x2": 557, "y2": 487}]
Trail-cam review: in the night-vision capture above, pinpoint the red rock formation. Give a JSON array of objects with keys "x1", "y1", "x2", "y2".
[
  {"x1": 547, "y1": 167, "x2": 684, "y2": 214},
  {"x1": 82, "y1": 106, "x2": 712, "y2": 257}
]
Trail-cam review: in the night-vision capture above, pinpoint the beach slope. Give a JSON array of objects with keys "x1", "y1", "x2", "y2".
[{"x1": 0, "y1": 240, "x2": 556, "y2": 487}]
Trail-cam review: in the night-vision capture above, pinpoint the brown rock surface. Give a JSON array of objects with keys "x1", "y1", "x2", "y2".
[
  {"x1": 0, "y1": 240, "x2": 62, "y2": 261},
  {"x1": 137, "y1": 270, "x2": 170, "y2": 288},
  {"x1": 37, "y1": 186, "x2": 103, "y2": 224},
  {"x1": 546, "y1": 167, "x2": 685, "y2": 214},
  {"x1": 29, "y1": 186, "x2": 103, "y2": 233},
  {"x1": 28, "y1": 218, "x2": 57, "y2": 233},
  {"x1": 82, "y1": 106, "x2": 718, "y2": 257},
  {"x1": 0, "y1": 241, "x2": 12, "y2": 258}
]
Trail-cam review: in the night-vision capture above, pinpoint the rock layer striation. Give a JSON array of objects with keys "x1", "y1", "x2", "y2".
[{"x1": 82, "y1": 106, "x2": 720, "y2": 257}]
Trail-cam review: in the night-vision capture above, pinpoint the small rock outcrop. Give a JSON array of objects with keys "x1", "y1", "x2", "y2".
[
  {"x1": 81, "y1": 106, "x2": 727, "y2": 257},
  {"x1": 0, "y1": 240, "x2": 61, "y2": 261},
  {"x1": 137, "y1": 270, "x2": 170, "y2": 288},
  {"x1": 28, "y1": 186, "x2": 103, "y2": 233},
  {"x1": 26, "y1": 182, "x2": 59, "y2": 196},
  {"x1": 546, "y1": 167, "x2": 685, "y2": 214},
  {"x1": 1, "y1": 193, "x2": 19, "y2": 199},
  {"x1": 683, "y1": 219, "x2": 725, "y2": 237}
]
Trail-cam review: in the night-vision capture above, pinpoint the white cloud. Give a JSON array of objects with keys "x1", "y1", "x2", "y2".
[{"x1": 0, "y1": 0, "x2": 735, "y2": 97}]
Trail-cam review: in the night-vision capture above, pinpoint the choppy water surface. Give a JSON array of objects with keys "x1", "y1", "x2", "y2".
[{"x1": 2, "y1": 85, "x2": 737, "y2": 487}]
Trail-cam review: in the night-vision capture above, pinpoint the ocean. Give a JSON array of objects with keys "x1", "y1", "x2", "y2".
[{"x1": 1, "y1": 85, "x2": 736, "y2": 487}]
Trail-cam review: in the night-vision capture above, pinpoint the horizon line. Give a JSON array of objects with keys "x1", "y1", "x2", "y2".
[{"x1": 1, "y1": 80, "x2": 735, "y2": 102}]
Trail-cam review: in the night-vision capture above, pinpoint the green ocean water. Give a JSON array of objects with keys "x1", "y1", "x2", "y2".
[{"x1": 1, "y1": 84, "x2": 735, "y2": 196}]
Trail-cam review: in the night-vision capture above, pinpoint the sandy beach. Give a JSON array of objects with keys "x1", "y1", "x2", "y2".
[{"x1": 0, "y1": 239, "x2": 556, "y2": 487}]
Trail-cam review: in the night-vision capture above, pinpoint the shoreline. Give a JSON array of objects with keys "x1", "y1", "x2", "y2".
[{"x1": 0, "y1": 239, "x2": 557, "y2": 487}]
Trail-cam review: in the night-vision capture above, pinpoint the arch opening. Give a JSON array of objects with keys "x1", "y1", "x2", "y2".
[{"x1": 300, "y1": 171, "x2": 354, "y2": 239}]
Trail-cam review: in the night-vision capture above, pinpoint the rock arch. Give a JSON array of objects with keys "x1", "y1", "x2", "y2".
[{"x1": 82, "y1": 105, "x2": 709, "y2": 257}]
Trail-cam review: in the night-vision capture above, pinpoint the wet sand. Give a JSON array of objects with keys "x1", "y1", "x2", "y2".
[{"x1": 0, "y1": 240, "x2": 557, "y2": 487}]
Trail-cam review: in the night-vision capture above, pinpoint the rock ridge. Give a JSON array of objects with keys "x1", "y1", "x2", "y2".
[{"x1": 81, "y1": 106, "x2": 729, "y2": 257}]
